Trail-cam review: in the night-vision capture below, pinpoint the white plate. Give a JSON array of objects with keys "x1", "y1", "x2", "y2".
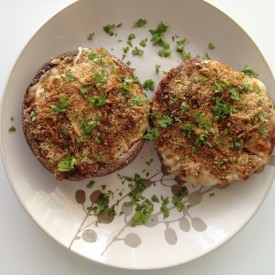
[{"x1": 1, "y1": 0, "x2": 275, "y2": 270}]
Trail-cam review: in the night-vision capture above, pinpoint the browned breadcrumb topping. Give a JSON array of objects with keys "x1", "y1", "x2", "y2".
[
  {"x1": 151, "y1": 58, "x2": 275, "y2": 185},
  {"x1": 23, "y1": 48, "x2": 149, "y2": 180}
]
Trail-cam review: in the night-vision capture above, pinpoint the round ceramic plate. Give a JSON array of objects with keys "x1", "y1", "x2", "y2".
[{"x1": 1, "y1": 0, "x2": 275, "y2": 270}]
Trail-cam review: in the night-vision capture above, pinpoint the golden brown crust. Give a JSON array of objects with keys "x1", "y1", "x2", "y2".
[
  {"x1": 151, "y1": 58, "x2": 275, "y2": 186},
  {"x1": 23, "y1": 48, "x2": 149, "y2": 180}
]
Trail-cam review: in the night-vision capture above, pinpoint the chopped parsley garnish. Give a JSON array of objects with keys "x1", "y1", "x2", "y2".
[
  {"x1": 198, "y1": 76, "x2": 208, "y2": 85},
  {"x1": 176, "y1": 38, "x2": 191, "y2": 61},
  {"x1": 51, "y1": 97, "x2": 69, "y2": 114},
  {"x1": 212, "y1": 96, "x2": 237, "y2": 121},
  {"x1": 87, "y1": 32, "x2": 95, "y2": 41},
  {"x1": 134, "y1": 18, "x2": 147, "y2": 28},
  {"x1": 149, "y1": 21, "x2": 171, "y2": 57},
  {"x1": 142, "y1": 79, "x2": 155, "y2": 91},
  {"x1": 241, "y1": 66, "x2": 259, "y2": 78},
  {"x1": 155, "y1": 64, "x2": 161, "y2": 74},
  {"x1": 232, "y1": 139, "x2": 243, "y2": 150},
  {"x1": 80, "y1": 87, "x2": 91, "y2": 97},
  {"x1": 131, "y1": 199, "x2": 154, "y2": 226},
  {"x1": 242, "y1": 81, "x2": 250, "y2": 92},
  {"x1": 61, "y1": 72, "x2": 75, "y2": 81},
  {"x1": 180, "y1": 102, "x2": 190, "y2": 112},
  {"x1": 208, "y1": 42, "x2": 215, "y2": 50},
  {"x1": 86, "y1": 180, "x2": 95, "y2": 188},
  {"x1": 259, "y1": 129, "x2": 268, "y2": 137},
  {"x1": 139, "y1": 38, "x2": 148, "y2": 47},
  {"x1": 127, "y1": 33, "x2": 136, "y2": 47},
  {"x1": 143, "y1": 128, "x2": 160, "y2": 140},
  {"x1": 57, "y1": 155, "x2": 76, "y2": 172},
  {"x1": 92, "y1": 70, "x2": 108, "y2": 86},
  {"x1": 10, "y1": 116, "x2": 14, "y2": 121},
  {"x1": 61, "y1": 126, "x2": 68, "y2": 136},
  {"x1": 229, "y1": 88, "x2": 240, "y2": 101},
  {"x1": 151, "y1": 194, "x2": 160, "y2": 203},
  {"x1": 132, "y1": 46, "x2": 144, "y2": 56},
  {"x1": 160, "y1": 196, "x2": 170, "y2": 219},
  {"x1": 158, "y1": 115, "x2": 173, "y2": 128},
  {"x1": 258, "y1": 112, "x2": 267, "y2": 122},
  {"x1": 8, "y1": 126, "x2": 16, "y2": 133},
  {"x1": 130, "y1": 96, "x2": 144, "y2": 106},
  {"x1": 88, "y1": 50, "x2": 104, "y2": 64},
  {"x1": 181, "y1": 123, "x2": 194, "y2": 138},
  {"x1": 29, "y1": 111, "x2": 36, "y2": 121},
  {"x1": 81, "y1": 115, "x2": 100, "y2": 137},
  {"x1": 103, "y1": 23, "x2": 122, "y2": 36}
]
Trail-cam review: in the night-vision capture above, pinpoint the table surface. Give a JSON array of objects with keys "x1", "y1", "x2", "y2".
[{"x1": 0, "y1": 0, "x2": 274, "y2": 274}]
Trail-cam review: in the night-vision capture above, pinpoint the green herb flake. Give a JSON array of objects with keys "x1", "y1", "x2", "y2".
[
  {"x1": 61, "y1": 72, "x2": 75, "y2": 81},
  {"x1": 30, "y1": 111, "x2": 36, "y2": 121},
  {"x1": 142, "y1": 79, "x2": 155, "y2": 91},
  {"x1": 242, "y1": 81, "x2": 251, "y2": 92},
  {"x1": 80, "y1": 87, "x2": 90, "y2": 97},
  {"x1": 134, "y1": 18, "x2": 147, "y2": 28},
  {"x1": 253, "y1": 84, "x2": 261, "y2": 94},
  {"x1": 92, "y1": 70, "x2": 108, "y2": 86},
  {"x1": 51, "y1": 97, "x2": 69, "y2": 114},
  {"x1": 258, "y1": 112, "x2": 267, "y2": 122},
  {"x1": 131, "y1": 199, "x2": 154, "y2": 226},
  {"x1": 212, "y1": 96, "x2": 237, "y2": 121},
  {"x1": 259, "y1": 129, "x2": 268, "y2": 137},
  {"x1": 158, "y1": 115, "x2": 173, "y2": 128},
  {"x1": 220, "y1": 158, "x2": 228, "y2": 164},
  {"x1": 176, "y1": 38, "x2": 191, "y2": 61},
  {"x1": 88, "y1": 50, "x2": 104, "y2": 64},
  {"x1": 205, "y1": 52, "x2": 211, "y2": 60},
  {"x1": 130, "y1": 96, "x2": 144, "y2": 106},
  {"x1": 86, "y1": 180, "x2": 95, "y2": 188},
  {"x1": 149, "y1": 21, "x2": 171, "y2": 57},
  {"x1": 103, "y1": 23, "x2": 122, "y2": 36},
  {"x1": 132, "y1": 46, "x2": 144, "y2": 56},
  {"x1": 229, "y1": 88, "x2": 240, "y2": 101},
  {"x1": 155, "y1": 64, "x2": 161, "y2": 74},
  {"x1": 208, "y1": 42, "x2": 215, "y2": 50},
  {"x1": 8, "y1": 126, "x2": 16, "y2": 133},
  {"x1": 181, "y1": 123, "x2": 194, "y2": 138},
  {"x1": 160, "y1": 196, "x2": 170, "y2": 219},
  {"x1": 143, "y1": 128, "x2": 160, "y2": 140},
  {"x1": 10, "y1": 116, "x2": 14, "y2": 122},
  {"x1": 139, "y1": 38, "x2": 148, "y2": 47},
  {"x1": 198, "y1": 76, "x2": 208, "y2": 85},
  {"x1": 87, "y1": 32, "x2": 95, "y2": 41},
  {"x1": 241, "y1": 66, "x2": 259, "y2": 78},
  {"x1": 128, "y1": 33, "x2": 136, "y2": 40},
  {"x1": 57, "y1": 155, "x2": 76, "y2": 172},
  {"x1": 151, "y1": 194, "x2": 160, "y2": 203},
  {"x1": 232, "y1": 139, "x2": 243, "y2": 150},
  {"x1": 180, "y1": 102, "x2": 190, "y2": 112},
  {"x1": 61, "y1": 126, "x2": 68, "y2": 136}
]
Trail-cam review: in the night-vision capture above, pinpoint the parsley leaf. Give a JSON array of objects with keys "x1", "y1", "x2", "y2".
[
  {"x1": 143, "y1": 128, "x2": 160, "y2": 140},
  {"x1": 51, "y1": 97, "x2": 69, "y2": 114},
  {"x1": 241, "y1": 66, "x2": 259, "y2": 78},
  {"x1": 142, "y1": 79, "x2": 155, "y2": 91},
  {"x1": 57, "y1": 155, "x2": 76, "y2": 172},
  {"x1": 103, "y1": 23, "x2": 122, "y2": 36},
  {"x1": 87, "y1": 32, "x2": 95, "y2": 41},
  {"x1": 131, "y1": 199, "x2": 154, "y2": 226},
  {"x1": 130, "y1": 96, "x2": 144, "y2": 106},
  {"x1": 8, "y1": 126, "x2": 16, "y2": 133},
  {"x1": 134, "y1": 18, "x2": 147, "y2": 28},
  {"x1": 158, "y1": 115, "x2": 173, "y2": 128},
  {"x1": 208, "y1": 42, "x2": 215, "y2": 50}
]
